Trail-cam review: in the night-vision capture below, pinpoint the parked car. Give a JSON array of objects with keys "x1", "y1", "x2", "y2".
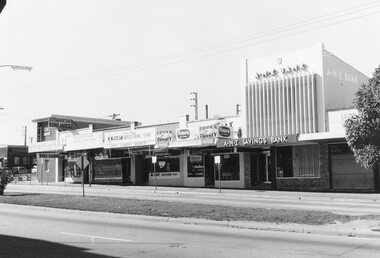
[
  {"x1": 31, "y1": 165, "x2": 37, "y2": 173},
  {"x1": 11, "y1": 166, "x2": 28, "y2": 174}
]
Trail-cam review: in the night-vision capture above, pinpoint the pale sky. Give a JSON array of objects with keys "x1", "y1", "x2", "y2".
[{"x1": 1, "y1": 0, "x2": 380, "y2": 145}]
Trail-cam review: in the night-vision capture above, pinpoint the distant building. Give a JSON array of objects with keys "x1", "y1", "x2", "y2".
[{"x1": 0, "y1": 145, "x2": 36, "y2": 171}]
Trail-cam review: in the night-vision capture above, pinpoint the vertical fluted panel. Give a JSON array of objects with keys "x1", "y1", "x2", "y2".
[
  {"x1": 255, "y1": 82, "x2": 259, "y2": 137},
  {"x1": 246, "y1": 84, "x2": 251, "y2": 137},
  {"x1": 310, "y1": 74, "x2": 316, "y2": 133},
  {"x1": 274, "y1": 78, "x2": 278, "y2": 135},
  {"x1": 245, "y1": 73, "x2": 317, "y2": 138},
  {"x1": 270, "y1": 79, "x2": 275, "y2": 137}
]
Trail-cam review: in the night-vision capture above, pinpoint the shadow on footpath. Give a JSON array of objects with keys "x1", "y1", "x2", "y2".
[
  {"x1": 3, "y1": 193, "x2": 41, "y2": 197},
  {"x1": 0, "y1": 234, "x2": 116, "y2": 258}
]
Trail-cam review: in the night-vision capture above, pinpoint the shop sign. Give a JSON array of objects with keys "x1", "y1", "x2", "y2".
[
  {"x1": 218, "y1": 126, "x2": 232, "y2": 138},
  {"x1": 176, "y1": 129, "x2": 191, "y2": 140},
  {"x1": 199, "y1": 124, "x2": 218, "y2": 139},
  {"x1": 156, "y1": 129, "x2": 175, "y2": 142},
  {"x1": 39, "y1": 153, "x2": 60, "y2": 158},
  {"x1": 44, "y1": 127, "x2": 51, "y2": 136},
  {"x1": 64, "y1": 132, "x2": 103, "y2": 151},
  {"x1": 104, "y1": 128, "x2": 156, "y2": 148},
  {"x1": 217, "y1": 135, "x2": 298, "y2": 148},
  {"x1": 218, "y1": 139, "x2": 240, "y2": 147},
  {"x1": 326, "y1": 67, "x2": 358, "y2": 84},
  {"x1": 155, "y1": 129, "x2": 175, "y2": 148},
  {"x1": 169, "y1": 138, "x2": 216, "y2": 148},
  {"x1": 255, "y1": 64, "x2": 308, "y2": 79},
  {"x1": 48, "y1": 117, "x2": 72, "y2": 129},
  {"x1": 149, "y1": 172, "x2": 180, "y2": 178}
]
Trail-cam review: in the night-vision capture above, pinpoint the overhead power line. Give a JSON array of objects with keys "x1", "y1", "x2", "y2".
[{"x1": 15, "y1": 1, "x2": 380, "y2": 91}]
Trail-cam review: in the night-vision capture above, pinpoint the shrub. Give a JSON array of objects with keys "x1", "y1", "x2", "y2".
[{"x1": 0, "y1": 168, "x2": 14, "y2": 195}]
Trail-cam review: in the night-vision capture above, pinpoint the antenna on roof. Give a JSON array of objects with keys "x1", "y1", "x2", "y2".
[{"x1": 107, "y1": 113, "x2": 120, "y2": 120}]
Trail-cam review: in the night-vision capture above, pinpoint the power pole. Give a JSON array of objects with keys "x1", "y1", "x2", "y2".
[
  {"x1": 190, "y1": 92, "x2": 198, "y2": 120},
  {"x1": 22, "y1": 126, "x2": 27, "y2": 146}
]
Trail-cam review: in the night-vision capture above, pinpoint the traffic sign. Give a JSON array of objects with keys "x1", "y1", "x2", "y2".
[{"x1": 76, "y1": 155, "x2": 89, "y2": 170}]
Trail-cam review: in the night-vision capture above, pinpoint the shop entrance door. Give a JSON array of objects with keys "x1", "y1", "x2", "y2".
[
  {"x1": 250, "y1": 152, "x2": 271, "y2": 189},
  {"x1": 204, "y1": 155, "x2": 215, "y2": 186}
]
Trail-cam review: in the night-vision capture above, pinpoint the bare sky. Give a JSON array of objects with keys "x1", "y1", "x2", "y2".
[{"x1": 1, "y1": 0, "x2": 379, "y2": 145}]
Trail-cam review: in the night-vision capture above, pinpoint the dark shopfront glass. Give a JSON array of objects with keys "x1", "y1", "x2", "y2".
[
  {"x1": 215, "y1": 154, "x2": 240, "y2": 181},
  {"x1": 188, "y1": 155, "x2": 204, "y2": 177},
  {"x1": 64, "y1": 161, "x2": 81, "y2": 178},
  {"x1": 155, "y1": 156, "x2": 180, "y2": 173},
  {"x1": 276, "y1": 146, "x2": 293, "y2": 177}
]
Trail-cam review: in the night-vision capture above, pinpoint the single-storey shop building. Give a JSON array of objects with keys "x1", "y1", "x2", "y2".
[{"x1": 29, "y1": 44, "x2": 379, "y2": 192}]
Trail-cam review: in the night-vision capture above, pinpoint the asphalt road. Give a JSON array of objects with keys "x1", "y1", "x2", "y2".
[
  {"x1": 1, "y1": 204, "x2": 380, "y2": 258},
  {"x1": 7, "y1": 183, "x2": 380, "y2": 215}
]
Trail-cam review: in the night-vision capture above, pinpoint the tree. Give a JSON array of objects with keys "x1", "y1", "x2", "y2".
[
  {"x1": 345, "y1": 66, "x2": 380, "y2": 168},
  {"x1": 0, "y1": 0, "x2": 5, "y2": 14},
  {"x1": 0, "y1": 168, "x2": 14, "y2": 195}
]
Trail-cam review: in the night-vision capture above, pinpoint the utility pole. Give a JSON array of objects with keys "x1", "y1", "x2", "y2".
[
  {"x1": 190, "y1": 92, "x2": 198, "y2": 120},
  {"x1": 22, "y1": 126, "x2": 27, "y2": 146},
  {"x1": 205, "y1": 104, "x2": 209, "y2": 119}
]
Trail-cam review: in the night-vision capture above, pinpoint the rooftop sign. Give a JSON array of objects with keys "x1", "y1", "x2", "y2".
[{"x1": 48, "y1": 117, "x2": 72, "y2": 129}]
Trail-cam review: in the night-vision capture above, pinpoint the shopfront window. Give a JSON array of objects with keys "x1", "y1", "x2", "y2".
[
  {"x1": 64, "y1": 162, "x2": 81, "y2": 178},
  {"x1": 276, "y1": 146, "x2": 293, "y2": 177},
  {"x1": 188, "y1": 155, "x2": 204, "y2": 177},
  {"x1": 276, "y1": 145, "x2": 320, "y2": 178},
  {"x1": 155, "y1": 156, "x2": 180, "y2": 173},
  {"x1": 215, "y1": 154, "x2": 240, "y2": 181},
  {"x1": 22, "y1": 157, "x2": 29, "y2": 165},
  {"x1": 43, "y1": 159, "x2": 50, "y2": 172},
  {"x1": 14, "y1": 156, "x2": 20, "y2": 165}
]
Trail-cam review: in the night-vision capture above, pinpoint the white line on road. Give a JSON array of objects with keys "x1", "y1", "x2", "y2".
[{"x1": 61, "y1": 232, "x2": 133, "y2": 242}]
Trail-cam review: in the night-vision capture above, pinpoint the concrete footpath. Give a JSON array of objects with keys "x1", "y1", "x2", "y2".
[{"x1": 4, "y1": 182, "x2": 380, "y2": 239}]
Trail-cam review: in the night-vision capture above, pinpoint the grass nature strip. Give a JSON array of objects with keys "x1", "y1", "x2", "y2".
[{"x1": 0, "y1": 192, "x2": 375, "y2": 225}]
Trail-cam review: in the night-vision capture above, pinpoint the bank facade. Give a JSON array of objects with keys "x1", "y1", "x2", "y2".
[{"x1": 29, "y1": 44, "x2": 379, "y2": 192}]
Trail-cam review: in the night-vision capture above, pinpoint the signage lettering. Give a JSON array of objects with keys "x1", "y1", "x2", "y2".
[
  {"x1": 270, "y1": 136, "x2": 288, "y2": 144},
  {"x1": 326, "y1": 68, "x2": 358, "y2": 84},
  {"x1": 177, "y1": 129, "x2": 191, "y2": 139},
  {"x1": 242, "y1": 137, "x2": 267, "y2": 145},
  {"x1": 199, "y1": 125, "x2": 218, "y2": 139},
  {"x1": 156, "y1": 130, "x2": 174, "y2": 142},
  {"x1": 223, "y1": 139, "x2": 239, "y2": 147},
  {"x1": 218, "y1": 126, "x2": 231, "y2": 138},
  {"x1": 217, "y1": 135, "x2": 297, "y2": 148},
  {"x1": 48, "y1": 117, "x2": 72, "y2": 129},
  {"x1": 255, "y1": 64, "x2": 308, "y2": 79}
]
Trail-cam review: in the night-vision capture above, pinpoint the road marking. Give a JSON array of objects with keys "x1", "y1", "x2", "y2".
[{"x1": 61, "y1": 232, "x2": 132, "y2": 242}]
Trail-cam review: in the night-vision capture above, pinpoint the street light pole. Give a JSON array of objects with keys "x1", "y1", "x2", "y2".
[
  {"x1": 152, "y1": 156, "x2": 157, "y2": 191},
  {"x1": 0, "y1": 65, "x2": 32, "y2": 71}
]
